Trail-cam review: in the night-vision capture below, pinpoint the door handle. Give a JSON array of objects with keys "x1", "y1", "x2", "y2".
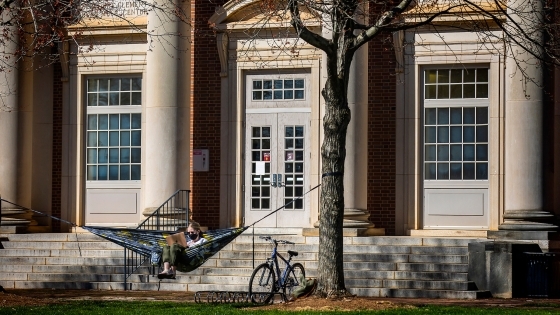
[
  {"x1": 270, "y1": 174, "x2": 284, "y2": 188},
  {"x1": 271, "y1": 174, "x2": 277, "y2": 187}
]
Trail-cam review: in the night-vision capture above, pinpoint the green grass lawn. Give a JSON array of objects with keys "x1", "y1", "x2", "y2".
[{"x1": 1, "y1": 301, "x2": 560, "y2": 315}]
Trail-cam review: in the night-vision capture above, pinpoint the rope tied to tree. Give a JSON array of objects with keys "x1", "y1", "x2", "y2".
[{"x1": 321, "y1": 172, "x2": 344, "y2": 178}]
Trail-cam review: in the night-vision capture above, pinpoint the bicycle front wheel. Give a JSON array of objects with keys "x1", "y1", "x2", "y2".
[
  {"x1": 283, "y1": 262, "x2": 305, "y2": 298},
  {"x1": 248, "y1": 263, "x2": 276, "y2": 303}
]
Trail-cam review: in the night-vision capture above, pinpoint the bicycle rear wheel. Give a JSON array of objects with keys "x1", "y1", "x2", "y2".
[
  {"x1": 283, "y1": 262, "x2": 305, "y2": 298},
  {"x1": 248, "y1": 263, "x2": 276, "y2": 303}
]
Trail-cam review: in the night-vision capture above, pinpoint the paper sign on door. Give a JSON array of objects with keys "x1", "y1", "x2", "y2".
[{"x1": 255, "y1": 162, "x2": 266, "y2": 175}]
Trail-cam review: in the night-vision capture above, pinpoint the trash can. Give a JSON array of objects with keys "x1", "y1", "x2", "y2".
[{"x1": 523, "y1": 252, "x2": 559, "y2": 298}]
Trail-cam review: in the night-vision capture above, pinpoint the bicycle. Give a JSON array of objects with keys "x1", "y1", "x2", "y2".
[{"x1": 248, "y1": 236, "x2": 306, "y2": 303}]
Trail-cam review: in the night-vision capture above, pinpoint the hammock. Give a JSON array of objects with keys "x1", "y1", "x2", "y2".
[
  {"x1": 28, "y1": 184, "x2": 319, "y2": 274},
  {"x1": 82, "y1": 225, "x2": 248, "y2": 272}
]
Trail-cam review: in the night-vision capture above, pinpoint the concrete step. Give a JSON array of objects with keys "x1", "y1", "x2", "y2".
[
  {"x1": 346, "y1": 279, "x2": 473, "y2": 290},
  {"x1": 350, "y1": 287, "x2": 491, "y2": 299},
  {"x1": 1, "y1": 280, "x2": 188, "y2": 291},
  {"x1": 231, "y1": 243, "x2": 317, "y2": 252},
  {"x1": 216, "y1": 250, "x2": 317, "y2": 261},
  {"x1": 0, "y1": 233, "x2": 487, "y2": 298},
  {"x1": 186, "y1": 283, "x2": 249, "y2": 292},
  {"x1": 342, "y1": 253, "x2": 468, "y2": 264},
  {"x1": 232, "y1": 244, "x2": 467, "y2": 255},
  {"x1": 99, "y1": 281, "x2": 188, "y2": 291},
  {"x1": 0, "y1": 240, "x2": 123, "y2": 250},
  {"x1": 0, "y1": 248, "x2": 124, "y2": 257},
  {"x1": 381, "y1": 280, "x2": 475, "y2": 290},
  {"x1": 0, "y1": 233, "x2": 105, "y2": 242},
  {"x1": 394, "y1": 271, "x2": 468, "y2": 281},
  {"x1": 396, "y1": 263, "x2": 469, "y2": 272},
  {"x1": 343, "y1": 270, "x2": 468, "y2": 281}
]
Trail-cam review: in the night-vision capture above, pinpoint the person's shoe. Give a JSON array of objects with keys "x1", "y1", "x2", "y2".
[
  {"x1": 158, "y1": 270, "x2": 171, "y2": 279},
  {"x1": 166, "y1": 271, "x2": 176, "y2": 279}
]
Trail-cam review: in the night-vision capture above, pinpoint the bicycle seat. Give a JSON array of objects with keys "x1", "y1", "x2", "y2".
[{"x1": 288, "y1": 250, "x2": 298, "y2": 257}]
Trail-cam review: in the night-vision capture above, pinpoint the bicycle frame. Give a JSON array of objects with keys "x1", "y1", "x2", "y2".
[
  {"x1": 267, "y1": 246, "x2": 294, "y2": 290},
  {"x1": 248, "y1": 236, "x2": 305, "y2": 304}
]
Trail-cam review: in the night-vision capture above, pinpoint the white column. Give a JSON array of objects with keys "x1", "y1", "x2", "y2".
[
  {"x1": 501, "y1": 0, "x2": 555, "y2": 230},
  {"x1": 343, "y1": 44, "x2": 372, "y2": 227},
  {"x1": 0, "y1": 20, "x2": 18, "y2": 204},
  {"x1": 144, "y1": 2, "x2": 179, "y2": 209},
  {"x1": 343, "y1": 4, "x2": 372, "y2": 229},
  {"x1": 315, "y1": 8, "x2": 373, "y2": 230}
]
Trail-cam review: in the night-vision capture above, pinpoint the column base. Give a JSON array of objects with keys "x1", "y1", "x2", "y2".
[
  {"x1": 499, "y1": 210, "x2": 558, "y2": 231},
  {"x1": 488, "y1": 230, "x2": 558, "y2": 240},
  {"x1": 312, "y1": 208, "x2": 375, "y2": 228},
  {"x1": 503, "y1": 210, "x2": 556, "y2": 220},
  {"x1": 308, "y1": 208, "x2": 384, "y2": 236},
  {"x1": 498, "y1": 220, "x2": 558, "y2": 231}
]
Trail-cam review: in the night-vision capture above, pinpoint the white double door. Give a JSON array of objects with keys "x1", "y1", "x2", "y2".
[{"x1": 244, "y1": 111, "x2": 311, "y2": 228}]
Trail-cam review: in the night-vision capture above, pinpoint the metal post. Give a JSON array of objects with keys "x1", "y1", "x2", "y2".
[{"x1": 124, "y1": 248, "x2": 128, "y2": 291}]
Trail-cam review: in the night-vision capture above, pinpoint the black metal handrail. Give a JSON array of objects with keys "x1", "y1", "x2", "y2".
[
  {"x1": 137, "y1": 190, "x2": 190, "y2": 231},
  {"x1": 123, "y1": 189, "x2": 190, "y2": 290}
]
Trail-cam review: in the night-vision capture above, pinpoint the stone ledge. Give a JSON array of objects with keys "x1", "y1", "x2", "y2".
[
  {"x1": 0, "y1": 226, "x2": 27, "y2": 234},
  {"x1": 408, "y1": 230, "x2": 487, "y2": 238},
  {"x1": 302, "y1": 227, "x2": 385, "y2": 237}
]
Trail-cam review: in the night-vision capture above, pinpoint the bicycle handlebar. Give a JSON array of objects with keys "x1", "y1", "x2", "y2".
[{"x1": 259, "y1": 235, "x2": 295, "y2": 245}]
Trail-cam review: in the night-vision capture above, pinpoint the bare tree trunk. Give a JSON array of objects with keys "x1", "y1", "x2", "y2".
[{"x1": 315, "y1": 50, "x2": 352, "y2": 297}]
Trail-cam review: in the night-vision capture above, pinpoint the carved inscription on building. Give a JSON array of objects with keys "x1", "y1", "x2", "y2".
[
  {"x1": 82, "y1": 0, "x2": 148, "y2": 18},
  {"x1": 114, "y1": 0, "x2": 148, "y2": 17}
]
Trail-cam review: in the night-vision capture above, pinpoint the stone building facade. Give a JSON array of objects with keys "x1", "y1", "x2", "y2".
[{"x1": 0, "y1": 0, "x2": 559, "y2": 243}]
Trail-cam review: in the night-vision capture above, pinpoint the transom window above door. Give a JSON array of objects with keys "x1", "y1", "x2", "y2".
[{"x1": 252, "y1": 79, "x2": 305, "y2": 101}]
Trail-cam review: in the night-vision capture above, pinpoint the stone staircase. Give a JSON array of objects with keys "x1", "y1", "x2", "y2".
[{"x1": 0, "y1": 232, "x2": 491, "y2": 298}]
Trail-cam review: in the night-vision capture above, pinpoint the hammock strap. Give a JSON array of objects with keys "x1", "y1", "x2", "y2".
[{"x1": 250, "y1": 183, "x2": 321, "y2": 227}]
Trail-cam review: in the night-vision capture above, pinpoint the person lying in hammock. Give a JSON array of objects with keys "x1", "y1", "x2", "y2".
[{"x1": 158, "y1": 221, "x2": 207, "y2": 279}]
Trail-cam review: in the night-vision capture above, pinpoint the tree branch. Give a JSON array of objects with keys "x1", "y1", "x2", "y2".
[
  {"x1": 288, "y1": 0, "x2": 332, "y2": 54},
  {"x1": 353, "y1": 0, "x2": 415, "y2": 48},
  {"x1": 376, "y1": 4, "x2": 465, "y2": 33}
]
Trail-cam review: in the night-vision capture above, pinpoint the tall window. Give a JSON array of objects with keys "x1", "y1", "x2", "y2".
[
  {"x1": 86, "y1": 77, "x2": 142, "y2": 181},
  {"x1": 423, "y1": 68, "x2": 489, "y2": 181}
]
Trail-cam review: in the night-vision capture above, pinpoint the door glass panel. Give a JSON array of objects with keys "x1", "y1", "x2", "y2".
[
  {"x1": 250, "y1": 126, "x2": 271, "y2": 210},
  {"x1": 284, "y1": 125, "x2": 305, "y2": 209}
]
